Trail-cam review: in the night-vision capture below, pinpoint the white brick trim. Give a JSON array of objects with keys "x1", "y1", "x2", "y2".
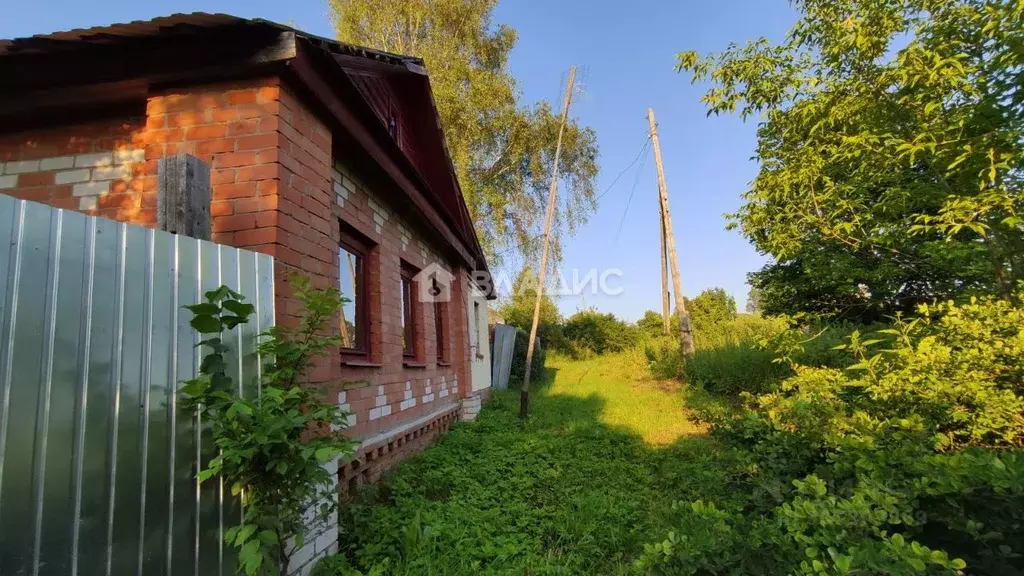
[
  {"x1": 40, "y1": 156, "x2": 74, "y2": 171},
  {"x1": 74, "y1": 152, "x2": 112, "y2": 168},
  {"x1": 0, "y1": 149, "x2": 143, "y2": 208},
  {"x1": 55, "y1": 169, "x2": 91, "y2": 184}
]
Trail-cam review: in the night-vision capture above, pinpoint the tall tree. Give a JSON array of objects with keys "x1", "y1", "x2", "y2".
[
  {"x1": 497, "y1": 267, "x2": 564, "y2": 348},
  {"x1": 678, "y1": 0, "x2": 1024, "y2": 320},
  {"x1": 745, "y1": 285, "x2": 762, "y2": 314},
  {"x1": 685, "y1": 287, "x2": 737, "y2": 330},
  {"x1": 330, "y1": 0, "x2": 599, "y2": 265}
]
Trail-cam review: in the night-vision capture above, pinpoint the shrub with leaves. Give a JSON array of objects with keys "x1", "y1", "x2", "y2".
[
  {"x1": 508, "y1": 326, "x2": 547, "y2": 387},
  {"x1": 641, "y1": 295, "x2": 1024, "y2": 575},
  {"x1": 179, "y1": 278, "x2": 354, "y2": 575},
  {"x1": 563, "y1": 309, "x2": 638, "y2": 357}
]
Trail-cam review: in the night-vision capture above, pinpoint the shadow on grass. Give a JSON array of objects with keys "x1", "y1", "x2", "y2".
[{"x1": 326, "y1": 364, "x2": 737, "y2": 576}]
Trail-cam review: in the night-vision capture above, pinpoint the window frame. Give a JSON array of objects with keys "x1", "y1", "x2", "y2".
[
  {"x1": 400, "y1": 262, "x2": 419, "y2": 359},
  {"x1": 338, "y1": 223, "x2": 371, "y2": 362}
]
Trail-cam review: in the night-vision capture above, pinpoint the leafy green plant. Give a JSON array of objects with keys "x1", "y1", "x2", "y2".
[
  {"x1": 311, "y1": 353, "x2": 735, "y2": 576},
  {"x1": 684, "y1": 339, "x2": 790, "y2": 395},
  {"x1": 643, "y1": 295, "x2": 1024, "y2": 575},
  {"x1": 645, "y1": 336, "x2": 684, "y2": 380},
  {"x1": 508, "y1": 326, "x2": 547, "y2": 387},
  {"x1": 179, "y1": 277, "x2": 355, "y2": 575},
  {"x1": 563, "y1": 308, "x2": 638, "y2": 357}
]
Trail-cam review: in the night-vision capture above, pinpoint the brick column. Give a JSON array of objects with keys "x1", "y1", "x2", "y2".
[
  {"x1": 144, "y1": 78, "x2": 284, "y2": 250},
  {"x1": 144, "y1": 79, "x2": 338, "y2": 382}
]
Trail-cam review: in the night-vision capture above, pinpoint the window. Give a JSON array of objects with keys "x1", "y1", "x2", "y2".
[
  {"x1": 400, "y1": 263, "x2": 418, "y2": 358},
  {"x1": 434, "y1": 282, "x2": 448, "y2": 364},
  {"x1": 339, "y1": 224, "x2": 370, "y2": 360}
]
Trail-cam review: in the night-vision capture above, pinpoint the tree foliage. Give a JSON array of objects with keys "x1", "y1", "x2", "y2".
[
  {"x1": 330, "y1": 0, "x2": 600, "y2": 264},
  {"x1": 745, "y1": 285, "x2": 762, "y2": 314},
  {"x1": 679, "y1": 0, "x2": 1024, "y2": 320},
  {"x1": 179, "y1": 278, "x2": 354, "y2": 574},
  {"x1": 686, "y1": 287, "x2": 738, "y2": 331},
  {"x1": 563, "y1": 309, "x2": 638, "y2": 356},
  {"x1": 637, "y1": 309, "x2": 677, "y2": 339},
  {"x1": 497, "y1": 267, "x2": 564, "y2": 348},
  {"x1": 637, "y1": 288, "x2": 740, "y2": 340}
]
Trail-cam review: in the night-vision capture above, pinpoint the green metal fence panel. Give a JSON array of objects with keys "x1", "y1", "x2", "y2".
[{"x1": 0, "y1": 197, "x2": 275, "y2": 576}]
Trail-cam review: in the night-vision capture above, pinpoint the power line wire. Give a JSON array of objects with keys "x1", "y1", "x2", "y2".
[
  {"x1": 489, "y1": 134, "x2": 655, "y2": 261},
  {"x1": 613, "y1": 139, "x2": 652, "y2": 245},
  {"x1": 596, "y1": 135, "x2": 652, "y2": 201}
]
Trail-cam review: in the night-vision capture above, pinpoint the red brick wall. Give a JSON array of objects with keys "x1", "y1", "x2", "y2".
[
  {"x1": 328, "y1": 133, "x2": 470, "y2": 439},
  {"x1": 0, "y1": 118, "x2": 147, "y2": 220},
  {"x1": 144, "y1": 78, "x2": 284, "y2": 241},
  {"x1": 0, "y1": 75, "x2": 479, "y2": 460},
  {"x1": 146, "y1": 79, "x2": 474, "y2": 439}
]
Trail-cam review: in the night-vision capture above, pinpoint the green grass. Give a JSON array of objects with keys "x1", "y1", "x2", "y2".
[
  {"x1": 540, "y1": 352, "x2": 707, "y2": 444},
  {"x1": 323, "y1": 353, "x2": 732, "y2": 576}
]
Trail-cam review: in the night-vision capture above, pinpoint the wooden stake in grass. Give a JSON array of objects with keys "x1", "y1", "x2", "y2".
[
  {"x1": 648, "y1": 107, "x2": 695, "y2": 357},
  {"x1": 521, "y1": 66, "x2": 576, "y2": 420}
]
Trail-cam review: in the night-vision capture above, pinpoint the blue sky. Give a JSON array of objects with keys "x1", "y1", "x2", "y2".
[{"x1": 2, "y1": 0, "x2": 798, "y2": 320}]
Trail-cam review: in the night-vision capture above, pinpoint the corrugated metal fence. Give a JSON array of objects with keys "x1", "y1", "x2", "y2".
[
  {"x1": 0, "y1": 197, "x2": 275, "y2": 576},
  {"x1": 490, "y1": 325, "x2": 516, "y2": 391}
]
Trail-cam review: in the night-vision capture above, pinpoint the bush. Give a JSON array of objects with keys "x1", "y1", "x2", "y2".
[
  {"x1": 645, "y1": 336, "x2": 684, "y2": 380},
  {"x1": 640, "y1": 295, "x2": 1024, "y2": 575},
  {"x1": 683, "y1": 340, "x2": 789, "y2": 395},
  {"x1": 563, "y1": 309, "x2": 638, "y2": 356},
  {"x1": 178, "y1": 279, "x2": 354, "y2": 575},
  {"x1": 680, "y1": 316, "x2": 870, "y2": 396},
  {"x1": 508, "y1": 327, "x2": 546, "y2": 387}
]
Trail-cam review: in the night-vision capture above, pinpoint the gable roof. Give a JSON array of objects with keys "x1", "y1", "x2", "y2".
[{"x1": 0, "y1": 13, "x2": 490, "y2": 289}]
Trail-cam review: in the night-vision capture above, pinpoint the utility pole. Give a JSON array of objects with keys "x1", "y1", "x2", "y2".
[
  {"x1": 521, "y1": 66, "x2": 576, "y2": 420},
  {"x1": 648, "y1": 108, "x2": 695, "y2": 357},
  {"x1": 660, "y1": 208, "x2": 670, "y2": 335}
]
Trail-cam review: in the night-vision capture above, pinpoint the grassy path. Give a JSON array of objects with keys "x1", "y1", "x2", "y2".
[
  {"x1": 539, "y1": 354, "x2": 707, "y2": 444},
  {"x1": 332, "y1": 354, "x2": 729, "y2": 575}
]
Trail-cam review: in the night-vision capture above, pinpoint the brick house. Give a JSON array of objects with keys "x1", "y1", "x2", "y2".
[{"x1": 0, "y1": 13, "x2": 495, "y2": 492}]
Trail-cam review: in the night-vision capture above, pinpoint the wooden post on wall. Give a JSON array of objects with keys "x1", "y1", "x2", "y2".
[{"x1": 157, "y1": 153, "x2": 211, "y2": 240}]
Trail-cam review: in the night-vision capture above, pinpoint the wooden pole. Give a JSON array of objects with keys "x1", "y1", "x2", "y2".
[
  {"x1": 521, "y1": 66, "x2": 576, "y2": 420},
  {"x1": 647, "y1": 108, "x2": 695, "y2": 357},
  {"x1": 660, "y1": 206, "x2": 671, "y2": 335}
]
